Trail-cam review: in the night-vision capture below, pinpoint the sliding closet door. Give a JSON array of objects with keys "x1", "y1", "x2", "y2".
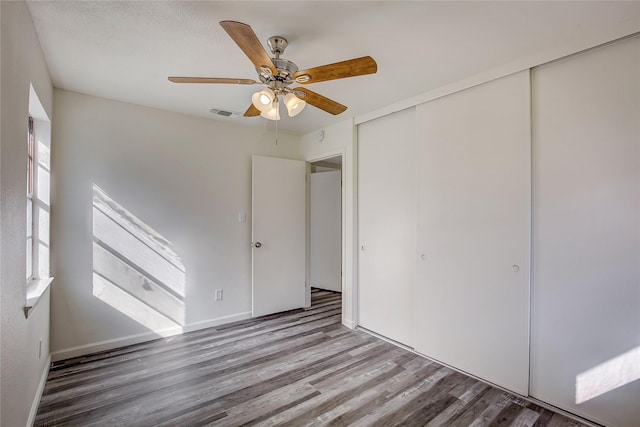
[
  {"x1": 358, "y1": 108, "x2": 416, "y2": 347},
  {"x1": 531, "y1": 36, "x2": 640, "y2": 427},
  {"x1": 415, "y1": 70, "x2": 531, "y2": 395}
]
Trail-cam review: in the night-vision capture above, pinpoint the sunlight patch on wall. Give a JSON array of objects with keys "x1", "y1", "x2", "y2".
[
  {"x1": 93, "y1": 273, "x2": 182, "y2": 337},
  {"x1": 576, "y1": 345, "x2": 640, "y2": 404},
  {"x1": 92, "y1": 185, "x2": 186, "y2": 332}
]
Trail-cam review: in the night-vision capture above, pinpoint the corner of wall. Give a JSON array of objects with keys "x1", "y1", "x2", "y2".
[{"x1": 26, "y1": 355, "x2": 50, "y2": 427}]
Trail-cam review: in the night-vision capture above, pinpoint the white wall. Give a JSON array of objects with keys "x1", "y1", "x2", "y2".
[
  {"x1": 310, "y1": 170, "x2": 341, "y2": 292},
  {"x1": 0, "y1": 1, "x2": 54, "y2": 426},
  {"x1": 301, "y1": 119, "x2": 355, "y2": 327},
  {"x1": 51, "y1": 89, "x2": 303, "y2": 360}
]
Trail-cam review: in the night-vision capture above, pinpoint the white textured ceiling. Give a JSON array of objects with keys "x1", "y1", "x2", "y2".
[{"x1": 27, "y1": 1, "x2": 640, "y2": 135}]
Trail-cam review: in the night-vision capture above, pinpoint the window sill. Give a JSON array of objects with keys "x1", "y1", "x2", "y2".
[{"x1": 24, "y1": 277, "x2": 54, "y2": 319}]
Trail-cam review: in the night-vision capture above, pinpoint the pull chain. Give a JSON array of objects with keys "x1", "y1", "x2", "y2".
[{"x1": 275, "y1": 99, "x2": 279, "y2": 146}]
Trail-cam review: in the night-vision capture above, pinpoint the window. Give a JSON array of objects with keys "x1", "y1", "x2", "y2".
[
  {"x1": 24, "y1": 85, "x2": 53, "y2": 316},
  {"x1": 26, "y1": 116, "x2": 34, "y2": 280}
]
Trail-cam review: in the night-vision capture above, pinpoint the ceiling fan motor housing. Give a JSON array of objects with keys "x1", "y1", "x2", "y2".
[
  {"x1": 256, "y1": 36, "x2": 298, "y2": 84},
  {"x1": 271, "y1": 58, "x2": 298, "y2": 80}
]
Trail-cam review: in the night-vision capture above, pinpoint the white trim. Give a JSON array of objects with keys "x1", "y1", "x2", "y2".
[
  {"x1": 305, "y1": 160, "x2": 312, "y2": 308},
  {"x1": 341, "y1": 318, "x2": 356, "y2": 329},
  {"x1": 184, "y1": 312, "x2": 251, "y2": 332},
  {"x1": 50, "y1": 311, "x2": 252, "y2": 362},
  {"x1": 526, "y1": 397, "x2": 602, "y2": 427},
  {"x1": 350, "y1": 123, "x2": 359, "y2": 332},
  {"x1": 357, "y1": 326, "x2": 415, "y2": 353},
  {"x1": 24, "y1": 277, "x2": 53, "y2": 318},
  {"x1": 356, "y1": 21, "x2": 640, "y2": 126},
  {"x1": 306, "y1": 148, "x2": 346, "y2": 165},
  {"x1": 27, "y1": 354, "x2": 51, "y2": 427},
  {"x1": 527, "y1": 68, "x2": 536, "y2": 398}
]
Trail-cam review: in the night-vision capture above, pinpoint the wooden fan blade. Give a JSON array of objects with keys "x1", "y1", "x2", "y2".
[
  {"x1": 220, "y1": 21, "x2": 277, "y2": 75},
  {"x1": 168, "y1": 77, "x2": 258, "y2": 85},
  {"x1": 293, "y1": 56, "x2": 377, "y2": 84},
  {"x1": 293, "y1": 88, "x2": 347, "y2": 115},
  {"x1": 244, "y1": 104, "x2": 261, "y2": 117}
]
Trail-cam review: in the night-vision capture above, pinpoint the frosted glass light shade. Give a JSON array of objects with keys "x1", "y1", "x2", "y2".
[
  {"x1": 252, "y1": 88, "x2": 275, "y2": 112},
  {"x1": 284, "y1": 92, "x2": 306, "y2": 117},
  {"x1": 260, "y1": 100, "x2": 280, "y2": 120}
]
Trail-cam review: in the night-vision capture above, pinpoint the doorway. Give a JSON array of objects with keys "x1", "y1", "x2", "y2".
[{"x1": 309, "y1": 156, "x2": 343, "y2": 310}]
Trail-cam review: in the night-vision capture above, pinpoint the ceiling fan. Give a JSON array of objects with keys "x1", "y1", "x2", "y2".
[{"x1": 168, "y1": 21, "x2": 378, "y2": 120}]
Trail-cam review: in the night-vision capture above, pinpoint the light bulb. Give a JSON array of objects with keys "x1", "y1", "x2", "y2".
[{"x1": 259, "y1": 93, "x2": 271, "y2": 105}]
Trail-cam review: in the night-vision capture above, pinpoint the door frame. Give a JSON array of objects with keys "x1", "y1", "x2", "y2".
[{"x1": 305, "y1": 149, "x2": 346, "y2": 312}]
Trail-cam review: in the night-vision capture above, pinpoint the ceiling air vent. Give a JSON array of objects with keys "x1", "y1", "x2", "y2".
[{"x1": 209, "y1": 108, "x2": 242, "y2": 118}]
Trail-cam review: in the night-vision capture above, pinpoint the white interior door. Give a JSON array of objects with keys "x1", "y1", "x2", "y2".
[
  {"x1": 252, "y1": 155, "x2": 306, "y2": 317},
  {"x1": 415, "y1": 70, "x2": 531, "y2": 395}
]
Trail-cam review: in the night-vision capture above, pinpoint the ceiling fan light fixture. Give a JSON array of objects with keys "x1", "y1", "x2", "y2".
[
  {"x1": 171, "y1": 22, "x2": 378, "y2": 121},
  {"x1": 252, "y1": 88, "x2": 275, "y2": 112},
  {"x1": 260, "y1": 99, "x2": 280, "y2": 121},
  {"x1": 284, "y1": 92, "x2": 306, "y2": 117}
]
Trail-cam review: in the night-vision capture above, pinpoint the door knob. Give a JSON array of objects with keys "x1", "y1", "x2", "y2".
[{"x1": 252, "y1": 242, "x2": 262, "y2": 248}]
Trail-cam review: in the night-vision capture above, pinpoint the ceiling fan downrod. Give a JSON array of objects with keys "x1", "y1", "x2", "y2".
[{"x1": 267, "y1": 36, "x2": 288, "y2": 58}]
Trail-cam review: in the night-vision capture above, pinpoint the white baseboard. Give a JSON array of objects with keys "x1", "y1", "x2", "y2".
[
  {"x1": 51, "y1": 311, "x2": 252, "y2": 362},
  {"x1": 27, "y1": 354, "x2": 51, "y2": 427},
  {"x1": 180, "y1": 311, "x2": 251, "y2": 333},
  {"x1": 342, "y1": 317, "x2": 356, "y2": 329}
]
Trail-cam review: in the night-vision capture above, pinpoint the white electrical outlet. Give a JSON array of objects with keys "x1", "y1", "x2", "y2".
[{"x1": 215, "y1": 289, "x2": 223, "y2": 301}]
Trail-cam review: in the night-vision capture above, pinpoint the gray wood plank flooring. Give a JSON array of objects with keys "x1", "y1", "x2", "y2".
[{"x1": 36, "y1": 289, "x2": 588, "y2": 426}]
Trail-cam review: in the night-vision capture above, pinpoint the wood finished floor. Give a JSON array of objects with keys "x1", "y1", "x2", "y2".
[{"x1": 36, "y1": 289, "x2": 588, "y2": 427}]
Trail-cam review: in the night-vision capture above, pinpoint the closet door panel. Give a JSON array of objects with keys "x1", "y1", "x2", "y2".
[
  {"x1": 531, "y1": 36, "x2": 640, "y2": 427},
  {"x1": 416, "y1": 70, "x2": 531, "y2": 395},
  {"x1": 358, "y1": 108, "x2": 416, "y2": 347}
]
